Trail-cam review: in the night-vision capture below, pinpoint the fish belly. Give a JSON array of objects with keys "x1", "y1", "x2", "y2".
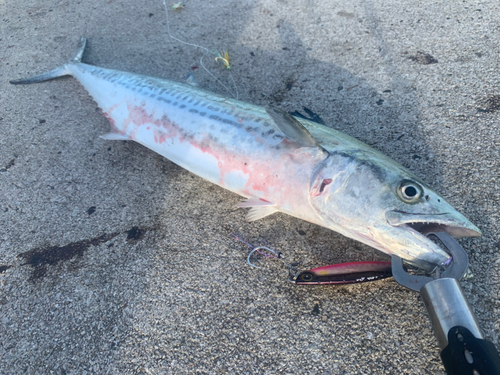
[{"x1": 67, "y1": 63, "x2": 322, "y2": 221}]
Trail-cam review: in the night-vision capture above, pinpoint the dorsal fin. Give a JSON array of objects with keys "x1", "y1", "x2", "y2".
[
  {"x1": 289, "y1": 107, "x2": 326, "y2": 125},
  {"x1": 265, "y1": 107, "x2": 324, "y2": 149}
]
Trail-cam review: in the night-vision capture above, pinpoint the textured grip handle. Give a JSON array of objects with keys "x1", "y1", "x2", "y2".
[{"x1": 440, "y1": 326, "x2": 500, "y2": 375}]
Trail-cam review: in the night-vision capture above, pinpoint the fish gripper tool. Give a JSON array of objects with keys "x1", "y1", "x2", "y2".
[{"x1": 391, "y1": 232, "x2": 500, "y2": 375}]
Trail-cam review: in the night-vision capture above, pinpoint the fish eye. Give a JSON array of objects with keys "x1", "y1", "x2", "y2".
[{"x1": 398, "y1": 180, "x2": 423, "y2": 203}]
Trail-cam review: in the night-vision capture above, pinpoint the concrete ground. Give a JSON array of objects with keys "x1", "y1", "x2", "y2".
[{"x1": 1, "y1": 0, "x2": 499, "y2": 373}]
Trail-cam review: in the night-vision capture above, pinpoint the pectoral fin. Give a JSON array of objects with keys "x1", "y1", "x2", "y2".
[{"x1": 235, "y1": 198, "x2": 278, "y2": 222}]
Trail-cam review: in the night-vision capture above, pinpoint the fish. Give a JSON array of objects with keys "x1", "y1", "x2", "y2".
[{"x1": 10, "y1": 37, "x2": 481, "y2": 269}]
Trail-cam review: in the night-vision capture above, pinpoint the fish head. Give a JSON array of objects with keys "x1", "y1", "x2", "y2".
[{"x1": 309, "y1": 151, "x2": 481, "y2": 269}]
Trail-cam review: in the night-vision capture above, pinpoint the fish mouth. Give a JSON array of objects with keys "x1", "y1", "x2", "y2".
[
  {"x1": 384, "y1": 210, "x2": 481, "y2": 270},
  {"x1": 386, "y1": 210, "x2": 481, "y2": 239}
]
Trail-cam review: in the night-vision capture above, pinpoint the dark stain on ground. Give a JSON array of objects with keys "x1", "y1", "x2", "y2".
[
  {"x1": 270, "y1": 76, "x2": 297, "y2": 103},
  {"x1": 0, "y1": 158, "x2": 15, "y2": 172},
  {"x1": 18, "y1": 232, "x2": 120, "y2": 280},
  {"x1": 18, "y1": 226, "x2": 155, "y2": 280},
  {"x1": 337, "y1": 11, "x2": 355, "y2": 18},
  {"x1": 0, "y1": 265, "x2": 12, "y2": 273},
  {"x1": 477, "y1": 95, "x2": 500, "y2": 113},
  {"x1": 270, "y1": 88, "x2": 286, "y2": 103},
  {"x1": 126, "y1": 226, "x2": 147, "y2": 242},
  {"x1": 408, "y1": 51, "x2": 438, "y2": 65},
  {"x1": 311, "y1": 303, "x2": 321, "y2": 316}
]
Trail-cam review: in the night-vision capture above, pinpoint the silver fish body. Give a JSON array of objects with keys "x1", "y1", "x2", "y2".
[{"x1": 11, "y1": 38, "x2": 481, "y2": 268}]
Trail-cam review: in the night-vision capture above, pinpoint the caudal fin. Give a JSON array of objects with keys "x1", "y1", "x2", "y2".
[{"x1": 10, "y1": 37, "x2": 87, "y2": 85}]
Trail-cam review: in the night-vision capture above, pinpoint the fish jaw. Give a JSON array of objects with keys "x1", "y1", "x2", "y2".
[
  {"x1": 317, "y1": 219, "x2": 453, "y2": 270},
  {"x1": 381, "y1": 208, "x2": 480, "y2": 269},
  {"x1": 371, "y1": 224, "x2": 451, "y2": 269},
  {"x1": 385, "y1": 210, "x2": 482, "y2": 238}
]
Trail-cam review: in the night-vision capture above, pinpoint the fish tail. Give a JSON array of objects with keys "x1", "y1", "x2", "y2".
[{"x1": 10, "y1": 37, "x2": 87, "y2": 85}]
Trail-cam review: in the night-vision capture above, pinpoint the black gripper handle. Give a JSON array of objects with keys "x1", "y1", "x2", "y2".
[{"x1": 441, "y1": 326, "x2": 500, "y2": 375}]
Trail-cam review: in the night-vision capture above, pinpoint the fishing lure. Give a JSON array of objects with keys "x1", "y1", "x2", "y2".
[
  {"x1": 294, "y1": 261, "x2": 392, "y2": 285},
  {"x1": 231, "y1": 234, "x2": 393, "y2": 285},
  {"x1": 215, "y1": 50, "x2": 231, "y2": 69},
  {"x1": 172, "y1": 2, "x2": 184, "y2": 11}
]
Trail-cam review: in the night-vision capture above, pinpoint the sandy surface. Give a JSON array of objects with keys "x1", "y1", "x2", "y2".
[{"x1": 1, "y1": 0, "x2": 499, "y2": 374}]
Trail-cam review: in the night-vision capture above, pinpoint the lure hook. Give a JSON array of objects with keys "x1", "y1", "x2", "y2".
[{"x1": 247, "y1": 246, "x2": 279, "y2": 269}]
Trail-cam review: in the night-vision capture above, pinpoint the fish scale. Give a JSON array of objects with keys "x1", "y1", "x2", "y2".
[{"x1": 10, "y1": 37, "x2": 481, "y2": 269}]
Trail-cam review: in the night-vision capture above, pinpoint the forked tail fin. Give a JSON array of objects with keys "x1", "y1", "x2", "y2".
[{"x1": 10, "y1": 37, "x2": 87, "y2": 85}]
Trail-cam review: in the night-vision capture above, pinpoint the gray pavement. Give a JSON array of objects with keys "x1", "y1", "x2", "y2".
[{"x1": 1, "y1": 0, "x2": 499, "y2": 374}]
